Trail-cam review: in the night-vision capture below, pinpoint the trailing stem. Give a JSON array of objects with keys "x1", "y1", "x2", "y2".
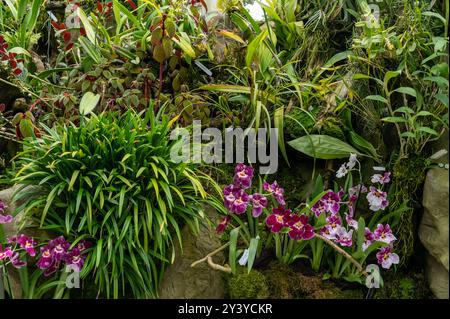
[{"x1": 314, "y1": 233, "x2": 368, "y2": 276}]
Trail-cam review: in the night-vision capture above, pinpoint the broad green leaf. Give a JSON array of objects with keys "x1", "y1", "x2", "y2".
[
  {"x1": 364, "y1": 95, "x2": 388, "y2": 104},
  {"x1": 246, "y1": 29, "x2": 268, "y2": 68},
  {"x1": 288, "y1": 135, "x2": 361, "y2": 159},
  {"x1": 394, "y1": 87, "x2": 417, "y2": 98},
  {"x1": 247, "y1": 236, "x2": 260, "y2": 273},
  {"x1": 229, "y1": 227, "x2": 239, "y2": 274},
  {"x1": 199, "y1": 84, "x2": 251, "y2": 94},
  {"x1": 173, "y1": 32, "x2": 196, "y2": 58},
  {"x1": 79, "y1": 92, "x2": 100, "y2": 116},
  {"x1": 217, "y1": 30, "x2": 245, "y2": 44},
  {"x1": 381, "y1": 116, "x2": 407, "y2": 123},
  {"x1": 77, "y1": 7, "x2": 96, "y2": 45}
]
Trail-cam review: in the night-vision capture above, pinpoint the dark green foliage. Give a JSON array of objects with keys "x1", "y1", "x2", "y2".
[
  {"x1": 375, "y1": 272, "x2": 432, "y2": 299},
  {"x1": 11, "y1": 109, "x2": 220, "y2": 298}
]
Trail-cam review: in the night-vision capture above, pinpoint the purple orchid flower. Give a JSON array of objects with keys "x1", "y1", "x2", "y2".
[
  {"x1": 320, "y1": 215, "x2": 342, "y2": 240},
  {"x1": 266, "y1": 206, "x2": 291, "y2": 233},
  {"x1": 0, "y1": 214, "x2": 13, "y2": 224},
  {"x1": 50, "y1": 236, "x2": 70, "y2": 261},
  {"x1": 312, "y1": 200, "x2": 327, "y2": 217},
  {"x1": 216, "y1": 215, "x2": 231, "y2": 234},
  {"x1": 0, "y1": 200, "x2": 6, "y2": 212},
  {"x1": 11, "y1": 234, "x2": 37, "y2": 256},
  {"x1": 362, "y1": 227, "x2": 375, "y2": 252},
  {"x1": 76, "y1": 240, "x2": 93, "y2": 253},
  {"x1": 287, "y1": 214, "x2": 315, "y2": 240},
  {"x1": 345, "y1": 213, "x2": 358, "y2": 230},
  {"x1": 0, "y1": 244, "x2": 13, "y2": 261},
  {"x1": 250, "y1": 193, "x2": 268, "y2": 217},
  {"x1": 366, "y1": 186, "x2": 389, "y2": 211},
  {"x1": 371, "y1": 172, "x2": 391, "y2": 185},
  {"x1": 321, "y1": 191, "x2": 341, "y2": 215},
  {"x1": 9, "y1": 251, "x2": 27, "y2": 268},
  {"x1": 334, "y1": 226, "x2": 353, "y2": 247},
  {"x1": 233, "y1": 163, "x2": 254, "y2": 189},
  {"x1": 263, "y1": 181, "x2": 285, "y2": 205},
  {"x1": 374, "y1": 224, "x2": 396, "y2": 244},
  {"x1": 37, "y1": 244, "x2": 54, "y2": 270},
  {"x1": 223, "y1": 185, "x2": 249, "y2": 214},
  {"x1": 376, "y1": 246, "x2": 399, "y2": 269},
  {"x1": 65, "y1": 248, "x2": 85, "y2": 272}
]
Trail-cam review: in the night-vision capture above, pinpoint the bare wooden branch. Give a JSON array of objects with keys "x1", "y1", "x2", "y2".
[
  {"x1": 190, "y1": 242, "x2": 229, "y2": 268},
  {"x1": 206, "y1": 257, "x2": 232, "y2": 273},
  {"x1": 315, "y1": 233, "x2": 368, "y2": 276}
]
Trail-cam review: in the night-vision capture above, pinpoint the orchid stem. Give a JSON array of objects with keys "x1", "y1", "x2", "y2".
[{"x1": 315, "y1": 233, "x2": 368, "y2": 276}]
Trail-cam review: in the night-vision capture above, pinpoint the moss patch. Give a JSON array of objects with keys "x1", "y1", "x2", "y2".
[
  {"x1": 374, "y1": 271, "x2": 432, "y2": 299},
  {"x1": 227, "y1": 267, "x2": 270, "y2": 299}
]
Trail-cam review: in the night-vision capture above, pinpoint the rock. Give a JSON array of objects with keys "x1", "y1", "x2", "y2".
[
  {"x1": 158, "y1": 207, "x2": 225, "y2": 298},
  {"x1": 419, "y1": 168, "x2": 449, "y2": 299}
]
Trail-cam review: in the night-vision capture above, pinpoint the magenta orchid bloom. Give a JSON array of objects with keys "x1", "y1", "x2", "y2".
[
  {"x1": 376, "y1": 246, "x2": 399, "y2": 269},
  {"x1": 374, "y1": 224, "x2": 396, "y2": 244},
  {"x1": 371, "y1": 172, "x2": 391, "y2": 185},
  {"x1": 230, "y1": 189, "x2": 249, "y2": 214},
  {"x1": 250, "y1": 193, "x2": 268, "y2": 217},
  {"x1": 334, "y1": 226, "x2": 353, "y2": 247},
  {"x1": 233, "y1": 163, "x2": 254, "y2": 189},
  {"x1": 76, "y1": 240, "x2": 93, "y2": 252},
  {"x1": 263, "y1": 181, "x2": 286, "y2": 205},
  {"x1": 223, "y1": 184, "x2": 239, "y2": 211},
  {"x1": 65, "y1": 248, "x2": 85, "y2": 271},
  {"x1": 0, "y1": 244, "x2": 13, "y2": 261},
  {"x1": 345, "y1": 213, "x2": 358, "y2": 230},
  {"x1": 366, "y1": 186, "x2": 389, "y2": 211},
  {"x1": 312, "y1": 200, "x2": 327, "y2": 217},
  {"x1": 223, "y1": 185, "x2": 249, "y2": 214},
  {"x1": 348, "y1": 184, "x2": 368, "y2": 203},
  {"x1": 0, "y1": 200, "x2": 12, "y2": 224},
  {"x1": 266, "y1": 206, "x2": 291, "y2": 233},
  {"x1": 216, "y1": 215, "x2": 231, "y2": 234},
  {"x1": 0, "y1": 200, "x2": 6, "y2": 212},
  {"x1": 12, "y1": 234, "x2": 37, "y2": 256},
  {"x1": 9, "y1": 251, "x2": 27, "y2": 268},
  {"x1": 287, "y1": 214, "x2": 315, "y2": 240},
  {"x1": 0, "y1": 214, "x2": 13, "y2": 224},
  {"x1": 362, "y1": 227, "x2": 375, "y2": 251},
  {"x1": 320, "y1": 215, "x2": 342, "y2": 240},
  {"x1": 321, "y1": 191, "x2": 341, "y2": 215},
  {"x1": 51, "y1": 236, "x2": 71, "y2": 261},
  {"x1": 37, "y1": 244, "x2": 54, "y2": 270}
]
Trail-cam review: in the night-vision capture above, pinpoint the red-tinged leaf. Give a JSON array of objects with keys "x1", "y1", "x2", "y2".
[
  {"x1": 34, "y1": 127, "x2": 41, "y2": 138},
  {"x1": 96, "y1": 1, "x2": 103, "y2": 12},
  {"x1": 126, "y1": 0, "x2": 137, "y2": 10},
  {"x1": 199, "y1": 0, "x2": 208, "y2": 12},
  {"x1": 63, "y1": 32, "x2": 72, "y2": 42}
]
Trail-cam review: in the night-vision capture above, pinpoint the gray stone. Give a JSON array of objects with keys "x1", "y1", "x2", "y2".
[
  {"x1": 159, "y1": 207, "x2": 226, "y2": 299},
  {"x1": 419, "y1": 168, "x2": 449, "y2": 299}
]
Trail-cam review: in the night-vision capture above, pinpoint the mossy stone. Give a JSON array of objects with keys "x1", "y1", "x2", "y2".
[{"x1": 227, "y1": 267, "x2": 270, "y2": 299}]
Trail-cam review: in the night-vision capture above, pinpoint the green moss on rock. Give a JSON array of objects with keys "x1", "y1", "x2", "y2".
[
  {"x1": 227, "y1": 267, "x2": 270, "y2": 299},
  {"x1": 374, "y1": 272, "x2": 432, "y2": 299}
]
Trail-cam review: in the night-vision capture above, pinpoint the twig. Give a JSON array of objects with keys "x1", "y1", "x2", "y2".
[
  {"x1": 206, "y1": 257, "x2": 231, "y2": 273},
  {"x1": 314, "y1": 233, "x2": 368, "y2": 276},
  {"x1": 191, "y1": 242, "x2": 229, "y2": 268}
]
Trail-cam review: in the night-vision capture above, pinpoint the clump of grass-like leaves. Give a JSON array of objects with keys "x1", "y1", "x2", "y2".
[{"x1": 12, "y1": 109, "x2": 220, "y2": 298}]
